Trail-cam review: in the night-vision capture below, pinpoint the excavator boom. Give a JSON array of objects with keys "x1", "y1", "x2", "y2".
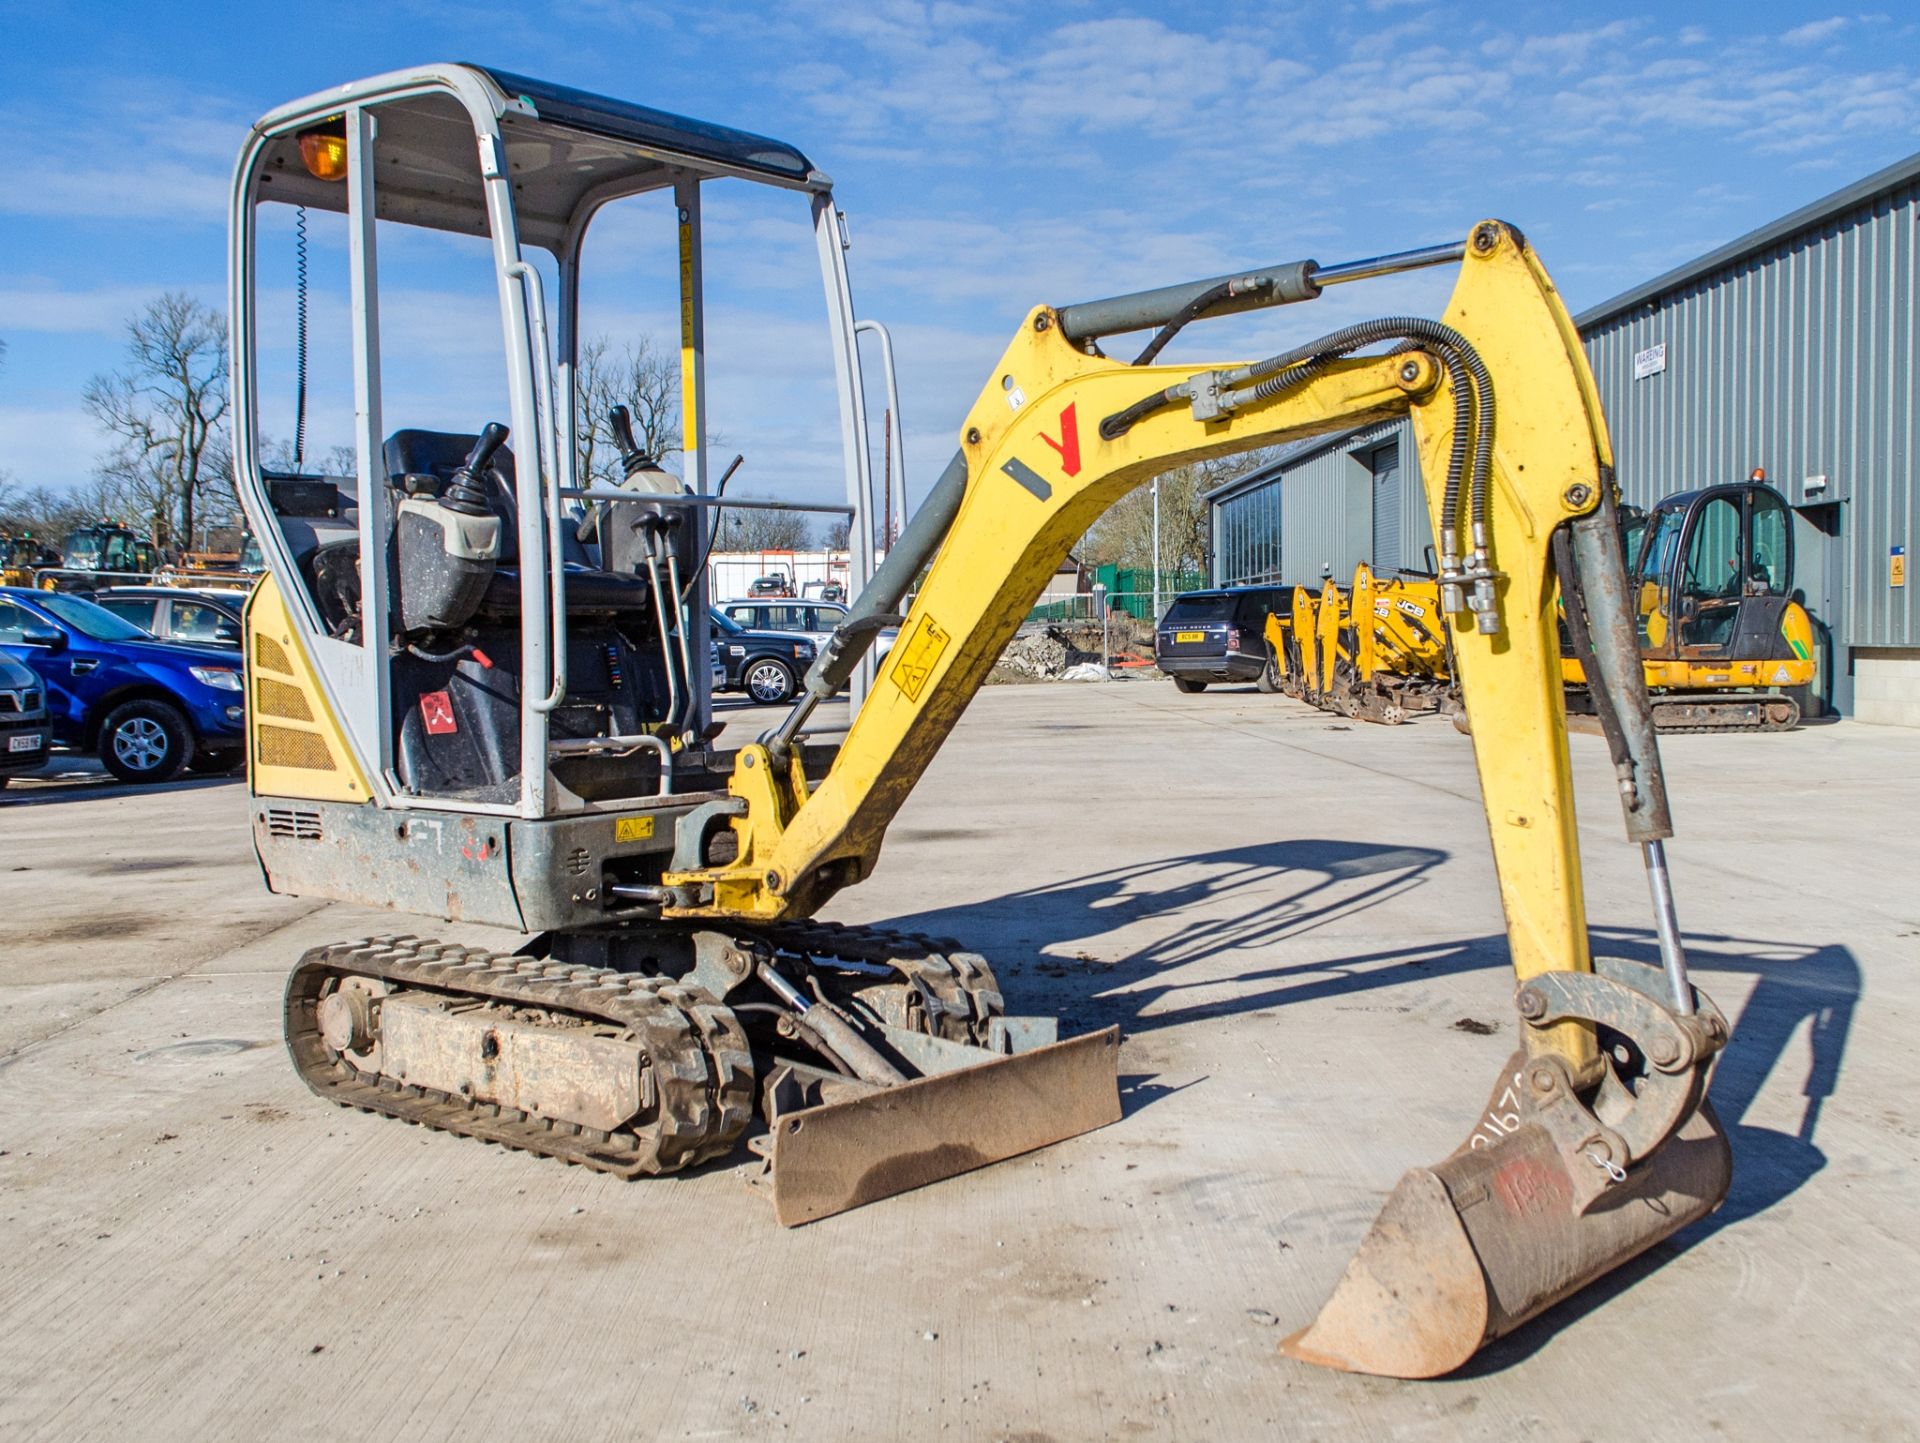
[{"x1": 663, "y1": 221, "x2": 1730, "y2": 1376}]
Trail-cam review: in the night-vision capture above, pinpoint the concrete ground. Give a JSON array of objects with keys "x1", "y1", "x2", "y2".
[{"x1": 1, "y1": 683, "x2": 1915, "y2": 1441}]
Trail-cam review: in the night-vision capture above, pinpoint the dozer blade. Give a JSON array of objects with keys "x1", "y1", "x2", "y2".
[
  {"x1": 1282, "y1": 1085, "x2": 1730, "y2": 1378},
  {"x1": 758, "y1": 1025, "x2": 1122, "y2": 1227}
]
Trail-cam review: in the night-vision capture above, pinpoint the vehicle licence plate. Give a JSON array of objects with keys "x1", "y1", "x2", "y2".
[
  {"x1": 9, "y1": 734, "x2": 42, "y2": 752},
  {"x1": 1174, "y1": 630, "x2": 1205, "y2": 643}
]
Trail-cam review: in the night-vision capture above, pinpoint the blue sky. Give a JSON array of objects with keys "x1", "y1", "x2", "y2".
[{"x1": 2, "y1": 1, "x2": 1917, "y2": 511}]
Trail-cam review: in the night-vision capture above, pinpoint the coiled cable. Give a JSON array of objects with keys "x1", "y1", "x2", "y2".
[{"x1": 293, "y1": 205, "x2": 310, "y2": 470}]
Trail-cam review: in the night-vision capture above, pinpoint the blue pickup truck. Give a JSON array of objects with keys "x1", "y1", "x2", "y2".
[{"x1": 0, "y1": 587, "x2": 247, "y2": 784}]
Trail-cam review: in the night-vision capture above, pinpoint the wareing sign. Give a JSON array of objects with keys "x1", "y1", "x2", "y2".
[{"x1": 1633, "y1": 342, "x2": 1668, "y2": 381}]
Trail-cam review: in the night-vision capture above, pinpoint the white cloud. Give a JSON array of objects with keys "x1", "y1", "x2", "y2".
[
  {"x1": 0, "y1": 79, "x2": 246, "y2": 225},
  {"x1": 1782, "y1": 17, "x2": 1848, "y2": 46},
  {"x1": 0, "y1": 283, "x2": 216, "y2": 336}
]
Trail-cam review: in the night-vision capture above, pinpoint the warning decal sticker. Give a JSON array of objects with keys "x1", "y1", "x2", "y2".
[
  {"x1": 420, "y1": 690, "x2": 458, "y2": 735},
  {"x1": 888, "y1": 614, "x2": 951, "y2": 702}
]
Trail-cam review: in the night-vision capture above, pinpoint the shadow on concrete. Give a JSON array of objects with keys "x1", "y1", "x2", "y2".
[
  {"x1": 0, "y1": 764, "x2": 242, "y2": 806},
  {"x1": 880, "y1": 837, "x2": 1464, "y2": 1037},
  {"x1": 878, "y1": 844, "x2": 1859, "y2": 1372}
]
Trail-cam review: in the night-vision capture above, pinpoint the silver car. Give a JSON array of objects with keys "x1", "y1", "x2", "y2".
[{"x1": 717, "y1": 598, "x2": 895, "y2": 659}]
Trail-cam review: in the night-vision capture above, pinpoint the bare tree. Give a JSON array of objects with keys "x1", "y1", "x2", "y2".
[
  {"x1": 82, "y1": 293, "x2": 230, "y2": 553},
  {"x1": 1079, "y1": 448, "x2": 1283, "y2": 578},
  {"x1": 821, "y1": 517, "x2": 852, "y2": 550},
  {"x1": 715, "y1": 499, "x2": 815, "y2": 551},
  {"x1": 575, "y1": 334, "x2": 681, "y2": 486},
  {"x1": 0, "y1": 482, "x2": 100, "y2": 548}
]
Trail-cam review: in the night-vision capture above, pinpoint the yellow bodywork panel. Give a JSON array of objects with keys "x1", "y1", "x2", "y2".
[
  {"x1": 1314, "y1": 578, "x2": 1346, "y2": 696},
  {"x1": 245, "y1": 575, "x2": 373, "y2": 804},
  {"x1": 1354, "y1": 564, "x2": 1449, "y2": 681},
  {"x1": 1289, "y1": 585, "x2": 1319, "y2": 692},
  {"x1": 669, "y1": 222, "x2": 1611, "y2": 1077}
]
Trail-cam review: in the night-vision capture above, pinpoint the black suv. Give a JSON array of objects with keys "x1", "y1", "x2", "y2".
[
  {"x1": 1155, "y1": 586, "x2": 1293, "y2": 693},
  {"x1": 709, "y1": 608, "x2": 817, "y2": 704},
  {"x1": 0, "y1": 650, "x2": 50, "y2": 787}
]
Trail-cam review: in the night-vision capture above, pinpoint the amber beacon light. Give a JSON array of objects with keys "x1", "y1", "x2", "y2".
[{"x1": 297, "y1": 118, "x2": 349, "y2": 181}]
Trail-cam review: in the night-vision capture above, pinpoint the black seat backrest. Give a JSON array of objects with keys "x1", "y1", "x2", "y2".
[{"x1": 383, "y1": 430, "x2": 521, "y2": 563}]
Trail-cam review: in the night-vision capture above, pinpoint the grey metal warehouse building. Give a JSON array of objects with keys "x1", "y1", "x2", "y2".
[{"x1": 1206, "y1": 150, "x2": 1920, "y2": 724}]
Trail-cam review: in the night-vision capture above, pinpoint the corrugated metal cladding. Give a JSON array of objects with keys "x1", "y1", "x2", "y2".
[
  {"x1": 1209, "y1": 420, "x2": 1434, "y2": 587},
  {"x1": 1581, "y1": 168, "x2": 1919, "y2": 650},
  {"x1": 1207, "y1": 148, "x2": 1920, "y2": 700}
]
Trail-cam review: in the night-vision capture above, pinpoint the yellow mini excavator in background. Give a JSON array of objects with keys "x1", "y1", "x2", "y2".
[
  {"x1": 1282, "y1": 473, "x2": 1818, "y2": 732},
  {"x1": 1564, "y1": 473, "x2": 1818, "y2": 731},
  {"x1": 229, "y1": 65, "x2": 1731, "y2": 1379}
]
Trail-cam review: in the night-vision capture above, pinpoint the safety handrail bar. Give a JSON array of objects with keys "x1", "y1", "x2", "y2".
[
  {"x1": 507, "y1": 260, "x2": 569, "y2": 715},
  {"x1": 854, "y1": 319, "x2": 907, "y2": 527},
  {"x1": 556, "y1": 488, "x2": 852, "y2": 515}
]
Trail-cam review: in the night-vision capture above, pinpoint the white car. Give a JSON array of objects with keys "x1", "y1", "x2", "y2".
[{"x1": 717, "y1": 598, "x2": 895, "y2": 660}]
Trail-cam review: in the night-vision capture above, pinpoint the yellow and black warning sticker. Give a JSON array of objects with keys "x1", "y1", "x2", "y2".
[
  {"x1": 615, "y1": 815, "x2": 656, "y2": 844},
  {"x1": 888, "y1": 614, "x2": 951, "y2": 702}
]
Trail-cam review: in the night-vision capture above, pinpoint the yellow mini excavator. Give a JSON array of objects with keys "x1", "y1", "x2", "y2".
[
  {"x1": 1564, "y1": 474, "x2": 1818, "y2": 730},
  {"x1": 1284, "y1": 474, "x2": 1818, "y2": 732},
  {"x1": 229, "y1": 65, "x2": 1730, "y2": 1380}
]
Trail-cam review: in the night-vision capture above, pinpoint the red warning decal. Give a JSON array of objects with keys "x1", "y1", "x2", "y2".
[
  {"x1": 1037, "y1": 402, "x2": 1081, "y2": 477},
  {"x1": 421, "y1": 690, "x2": 458, "y2": 735}
]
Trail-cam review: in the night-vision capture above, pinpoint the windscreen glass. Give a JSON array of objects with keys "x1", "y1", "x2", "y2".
[
  {"x1": 37, "y1": 593, "x2": 152, "y2": 642},
  {"x1": 1163, "y1": 595, "x2": 1232, "y2": 623}
]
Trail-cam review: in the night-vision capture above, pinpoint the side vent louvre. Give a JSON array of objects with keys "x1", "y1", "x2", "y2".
[
  {"x1": 265, "y1": 807, "x2": 323, "y2": 840},
  {"x1": 255, "y1": 677, "x2": 315, "y2": 722},
  {"x1": 257, "y1": 724, "x2": 336, "y2": 772},
  {"x1": 254, "y1": 634, "x2": 292, "y2": 673}
]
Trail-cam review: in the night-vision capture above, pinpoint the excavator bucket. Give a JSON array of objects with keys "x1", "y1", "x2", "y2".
[
  {"x1": 1282, "y1": 1046, "x2": 1732, "y2": 1378},
  {"x1": 751, "y1": 1025, "x2": 1122, "y2": 1226}
]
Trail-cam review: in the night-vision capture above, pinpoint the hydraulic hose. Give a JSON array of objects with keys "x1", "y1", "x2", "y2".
[{"x1": 1132, "y1": 279, "x2": 1242, "y2": 366}]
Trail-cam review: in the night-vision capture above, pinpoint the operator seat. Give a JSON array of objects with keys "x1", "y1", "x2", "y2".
[{"x1": 384, "y1": 429, "x2": 656, "y2": 615}]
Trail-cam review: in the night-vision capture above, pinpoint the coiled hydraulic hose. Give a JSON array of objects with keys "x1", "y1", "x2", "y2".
[{"x1": 293, "y1": 205, "x2": 309, "y2": 470}]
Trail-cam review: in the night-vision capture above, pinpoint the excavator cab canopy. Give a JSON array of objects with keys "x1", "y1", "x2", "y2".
[
  {"x1": 1629, "y1": 479, "x2": 1795, "y2": 657},
  {"x1": 230, "y1": 63, "x2": 885, "y2": 830},
  {"x1": 248, "y1": 66, "x2": 818, "y2": 253}
]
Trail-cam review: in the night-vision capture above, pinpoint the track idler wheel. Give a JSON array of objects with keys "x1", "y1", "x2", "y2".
[{"x1": 1281, "y1": 956, "x2": 1732, "y2": 1378}]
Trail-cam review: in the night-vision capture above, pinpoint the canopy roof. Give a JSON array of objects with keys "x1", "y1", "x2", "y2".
[{"x1": 249, "y1": 63, "x2": 817, "y2": 252}]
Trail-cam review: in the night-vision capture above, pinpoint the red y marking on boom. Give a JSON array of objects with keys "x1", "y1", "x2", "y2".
[{"x1": 1037, "y1": 403, "x2": 1081, "y2": 477}]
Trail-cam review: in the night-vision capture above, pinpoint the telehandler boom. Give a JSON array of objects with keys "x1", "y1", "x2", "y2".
[{"x1": 230, "y1": 65, "x2": 1729, "y2": 1380}]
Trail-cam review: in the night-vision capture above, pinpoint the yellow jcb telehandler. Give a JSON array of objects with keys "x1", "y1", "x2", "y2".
[{"x1": 228, "y1": 64, "x2": 1730, "y2": 1379}]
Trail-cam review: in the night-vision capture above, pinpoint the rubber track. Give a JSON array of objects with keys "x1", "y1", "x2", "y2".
[
  {"x1": 286, "y1": 935, "x2": 756, "y2": 1177},
  {"x1": 1649, "y1": 696, "x2": 1801, "y2": 734}
]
